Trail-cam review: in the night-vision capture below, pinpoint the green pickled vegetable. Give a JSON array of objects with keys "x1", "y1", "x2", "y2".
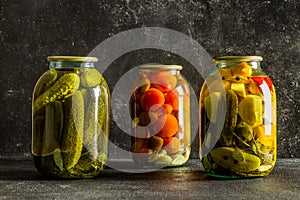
[
  {"x1": 72, "y1": 152, "x2": 106, "y2": 177},
  {"x1": 222, "y1": 90, "x2": 238, "y2": 146},
  {"x1": 34, "y1": 73, "x2": 80, "y2": 112},
  {"x1": 81, "y1": 69, "x2": 104, "y2": 87},
  {"x1": 34, "y1": 69, "x2": 58, "y2": 98},
  {"x1": 54, "y1": 101, "x2": 64, "y2": 143},
  {"x1": 33, "y1": 102, "x2": 64, "y2": 173},
  {"x1": 33, "y1": 101, "x2": 63, "y2": 156},
  {"x1": 82, "y1": 77, "x2": 109, "y2": 161},
  {"x1": 42, "y1": 104, "x2": 57, "y2": 155},
  {"x1": 235, "y1": 122, "x2": 253, "y2": 142},
  {"x1": 43, "y1": 101, "x2": 64, "y2": 155},
  {"x1": 83, "y1": 89, "x2": 99, "y2": 160},
  {"x1": 204, "y1": 92, "x2": 222, "y2": 123},
  {"x1": 80, "y1": 88, "x2": 89, "y2": 109},
  {"x1": 202, "y1": 154, "x2": 213, "y2": 171},
  {"x1": 32, "y1": 115, "x2": 45, "y2": 156},
  {"x1": 61, "y1": 90, "x2": 84, "y2": 170},
  {"x1": 210, "y1": 147, "x2": 261, "y2": 172},
  {"x1": 97, "y1": 84, "x2": 109, "y2": 154}
]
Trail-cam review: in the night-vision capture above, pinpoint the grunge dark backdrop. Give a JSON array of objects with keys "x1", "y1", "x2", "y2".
[{"x1": 0, "y1": 0, "x2": 299, "y2": 158}]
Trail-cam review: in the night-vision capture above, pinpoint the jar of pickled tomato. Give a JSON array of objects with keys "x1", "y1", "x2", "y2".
[
  {"x1": 130, "y1": 64, "x2": 190, "y2": 167},
  {"x1": 200, "y1": 56, "x2": 276, "y2": 178},
  {"x1": 32, "y1": 56, "x2": 110, "y2": 178}
]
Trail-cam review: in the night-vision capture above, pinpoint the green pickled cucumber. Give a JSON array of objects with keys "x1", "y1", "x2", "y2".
[
  {"x1": 52, "y1": 102, "x2": 64, "y2": 171},
  {"x1": 34, "y1": 69, "x2": 58, "y2": 98},
  {"x1": 33, "y1": 101, "x2": 63, "y2": 156},
  {"x1": 235, "y1": 122, "x2": 253, "y2": 142},
  {"x1": 81, "y1": 69, "x2": 104, "y2": 87},
  {"x1": 34, "y1": 73, "x2": 80, "y2": 112},
  {"x1": 97, "y1": 84, "x2": 109, "y2": 154},
  {"x1": 54, "y1": 101, "x2": 64, "y2": 143},
  {"x1": 80, "y1": 88, "x2": 89, "y2": 109},
  {"x1": 61, "y1": 90, "x2": 84, "y2": 170},
  {"x1": 41, "y1": 101, "x2": 63, "y2": 155},
  {"x1": 33, "y1": 70, "x2": 58, "y2": 116},
  {"x1": 202, "y1": 155, "x2": 213, "y2": 171},
  {"x1": 32, "y1": 115, "x2": 45, "y2": 156},
  {"x1": 83, "y1": 89, "x2": 99, "y2": 160},
  {"x1": 42, "y1": 104, "x2": 57, "y2": 155},
  {"x1": 210, "y1": 147, "x2": 261, "y2": 172},
  {"x1": 33, "y1": 102, "x2": 64, "y2": 173},
  {"x1": 82, "y1": 79, "x2": 109, "y2": 161},
  {"x1": 100, "y1": 82, "x2": 109, "y2": 135},
  {"x1": 221, "y1": 90, "x2": 238, "y2": 146}
]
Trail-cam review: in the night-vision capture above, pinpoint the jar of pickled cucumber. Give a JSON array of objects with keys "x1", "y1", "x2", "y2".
[
  {"x1": 200, "y1": 56, "x2": 276, "y2": 178},
  {"x1": 32, "y1": 56, "x2": 110, "y2": 178},
  {"x1": 130, "y1": 64, "x2": 191, "y2": 167}
]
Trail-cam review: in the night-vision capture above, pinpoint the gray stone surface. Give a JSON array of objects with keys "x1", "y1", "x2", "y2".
[
  {"x1": 0, "y1": 158, "x2": 299, "y2": 199},
  {"x1": 0, "y1": 0, "x2": 299, "y2": 158}
]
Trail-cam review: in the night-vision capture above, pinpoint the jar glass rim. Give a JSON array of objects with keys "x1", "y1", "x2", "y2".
[
  {"x1": 213, "y1": 56, "x2": 263, "y2": 62},
  {"x1": 47, "y1": 56, "x2": 98, "y2": 63},
  {"x1": 139, "y1": 64, "x2": 183, "y2": 70}
]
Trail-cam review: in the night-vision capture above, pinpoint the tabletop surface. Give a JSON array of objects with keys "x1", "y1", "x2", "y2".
[{"x1": 0, "y1": 158, "x2": 299, "y2": 200}]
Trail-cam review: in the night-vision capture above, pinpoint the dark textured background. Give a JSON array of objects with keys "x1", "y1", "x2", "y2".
[{"x1": 0, "y1": 0, "x2": 299, "y2": 159}]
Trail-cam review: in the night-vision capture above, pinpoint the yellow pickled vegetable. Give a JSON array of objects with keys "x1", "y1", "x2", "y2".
[
  {"x1": 219, "y1": 68, "x2": 232, "y2": 78},
  {"x1": 231, "y1": 62, "x2": 252, "y2": 76},
  {"x1": 201, "y1": 79, "x2": 230, "y2": 99},
  {"x1": 231, "y1": 82, "x2": 246, "y2": 97},
  {"x1": 238, "y1": 95, "x2": 263, "y2": 126},
  {"x1": 248, "y1": 82, "x2": 263, "y2": 97},
  {"x1": 204, "y1": 92, "x2": 222, "y2": 123},
  {"x1": 253, "y1": 126, "x2": 273, "y2": 147},
  {"x1": 223, "y1": 80, "x2": 231, "y2": 90}
]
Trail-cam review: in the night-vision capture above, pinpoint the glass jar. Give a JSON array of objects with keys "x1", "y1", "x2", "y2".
[
  {"x1": 32, "y1": 56, "x2": 110, "y2": 178},
  {"x1": 130, "y1": 64, "x2": 190, "y2": 167},
  {"x1": 200, "y1": 56, "x2": 276, "y2": 178}
]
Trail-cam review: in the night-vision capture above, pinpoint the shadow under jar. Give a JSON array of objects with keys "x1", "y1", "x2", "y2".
[
  {"x1": 130, "y1": 64, "x2": 191, "y2": 167},
  {"x1": 32, "y1": 56, "x2": 110, "y2": 178},
  {"x1": 200, "y1": 56, "x2": 277, "y2": 178}
]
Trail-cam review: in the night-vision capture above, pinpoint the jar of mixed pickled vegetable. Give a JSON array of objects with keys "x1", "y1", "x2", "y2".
[
  {"x1": 200, "y1": 56, "x2": 276, "y2": 178},
  {"x1": 32, "y1": 56, "x2": 110, "y2": 178},
  {"x1": 130, "y1": 64, "x2": 190, "y2": 167}
]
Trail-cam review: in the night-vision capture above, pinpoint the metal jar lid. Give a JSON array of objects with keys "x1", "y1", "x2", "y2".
[
  {"x1": 47, "y1": 56, "x2": 98, "y2": 62},
  {"x1": 139, "y1": 64, "x2": 183, "y2": 70},
  {"x1": 213, "y1": 56, "x2": 263, "y2": 63}
]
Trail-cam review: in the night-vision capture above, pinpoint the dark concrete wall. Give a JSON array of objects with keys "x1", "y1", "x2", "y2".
[{"x1": 1, "y1": 0, "x2": 299, "y2": 158}]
